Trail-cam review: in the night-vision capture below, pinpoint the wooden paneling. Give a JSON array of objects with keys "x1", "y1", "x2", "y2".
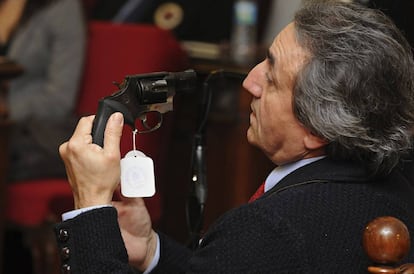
[{"x1": 160, "y1": 65, "x2": 274, "y2": 244}]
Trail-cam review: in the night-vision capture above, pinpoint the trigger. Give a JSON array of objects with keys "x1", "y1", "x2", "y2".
[{"x1": 141, "y1": 114, "x2": 151, "y2": 130}]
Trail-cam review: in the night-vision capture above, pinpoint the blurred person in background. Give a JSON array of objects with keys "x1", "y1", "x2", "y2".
[{"x1": 0, "y1": 0, "x2": 86, "y2": 182}]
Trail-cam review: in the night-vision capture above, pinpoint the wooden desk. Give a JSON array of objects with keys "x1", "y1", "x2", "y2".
[
  {"x1": 189, "y1": 57, "x2": 252, "y2": 76},
  {"x1": 0, "y1": 59, "x2": 23, "y2": 274}
]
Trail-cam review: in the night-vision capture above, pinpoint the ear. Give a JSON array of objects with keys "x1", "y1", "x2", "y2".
[{"x1": 303, "y1": 131, "x2": 328, "y2": 150}]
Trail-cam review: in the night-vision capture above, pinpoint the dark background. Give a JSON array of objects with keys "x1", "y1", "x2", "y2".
[
  {"x1": 91, "y1": 0, "x2": 272, "y2": 43},
  {"x1": 369, "y1": 0, "x2": 414, "y2": 50}
]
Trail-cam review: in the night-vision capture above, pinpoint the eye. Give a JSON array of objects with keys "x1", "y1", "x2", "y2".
[
  {"x1": 265, "y1": 72, "x2": 273, "y2": 84},
  {"x1": 265, "y1": 72, "x2": 279, "y2": 88}
]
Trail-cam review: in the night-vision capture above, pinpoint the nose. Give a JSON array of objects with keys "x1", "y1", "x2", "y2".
[{"x1": 242, "y1": 61, "x2": 264, "y2": 98}]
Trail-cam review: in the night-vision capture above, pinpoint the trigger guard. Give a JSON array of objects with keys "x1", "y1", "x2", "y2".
[{"x1": 139, "y1": 112, "x2": 163, "y2": 133}]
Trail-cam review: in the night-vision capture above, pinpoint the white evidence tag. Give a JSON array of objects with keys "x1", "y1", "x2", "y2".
[{"x1": 120, "y1": 150, "x2": 156, "y2": 197}]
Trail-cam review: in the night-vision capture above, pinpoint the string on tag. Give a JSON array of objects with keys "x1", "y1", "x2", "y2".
[{"x1": 132, "y1": 129, "x2": 138, "y2": 157}]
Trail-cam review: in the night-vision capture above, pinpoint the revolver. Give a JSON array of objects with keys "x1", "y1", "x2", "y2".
[{"x1": 92, "y1": 69, "x2": 197, "y2": 146}]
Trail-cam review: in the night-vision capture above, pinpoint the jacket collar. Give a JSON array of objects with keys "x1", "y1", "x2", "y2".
[{"x1": 261, "y1": 157, "x2": 369, "y2": 199}]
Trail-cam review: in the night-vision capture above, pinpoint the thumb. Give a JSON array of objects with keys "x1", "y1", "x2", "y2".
[{"x1": 103, "y1": 112, "x2": 124, "y2": 154}]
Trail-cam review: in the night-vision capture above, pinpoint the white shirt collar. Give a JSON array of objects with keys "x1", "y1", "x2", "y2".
[{"x1": 264, "y1": 156, "x2": 326, "y2": 192}]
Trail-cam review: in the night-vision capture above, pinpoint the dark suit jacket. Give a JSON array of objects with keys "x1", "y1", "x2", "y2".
[{"x1": 55, "y1": 158, "x2": 414, "y2": 273}]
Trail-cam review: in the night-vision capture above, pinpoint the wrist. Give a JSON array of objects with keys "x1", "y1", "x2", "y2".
[{"x1": 74, "y1": 192, "x2": 113, "y2": 209}]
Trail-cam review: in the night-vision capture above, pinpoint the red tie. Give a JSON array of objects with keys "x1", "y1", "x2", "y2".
[{"x1": 249, "y1": 182, "x2": 265, "y2": 203}]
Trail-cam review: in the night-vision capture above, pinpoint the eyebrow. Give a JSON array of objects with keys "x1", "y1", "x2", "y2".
[
  {"x1": 266, "y1": 48, "x2": 280, "y2": 87},
  {"x1": 267, "y1": 49, "x2": 275, "y2": 66}
]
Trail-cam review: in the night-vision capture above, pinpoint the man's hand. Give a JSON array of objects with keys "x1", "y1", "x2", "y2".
[
  {"x1": 60, "y1": 113, "x2": 157, "y2": 270},
  {"x1": 113, "y1": 196, "x2": 157, "y2": 271},
  {"x1": 59, "y1": 113, "x2": 124, "y2": 208}
]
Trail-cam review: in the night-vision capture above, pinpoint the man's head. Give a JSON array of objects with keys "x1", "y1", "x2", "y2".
[
  {"x1": 243, "y1": 23, "x2": 327, "y2": 165},
  {"x1": 244, "y1": 2, "x2": 414, "y2": 175}
]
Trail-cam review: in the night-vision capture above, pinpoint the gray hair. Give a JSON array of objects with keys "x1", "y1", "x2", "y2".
[{"x1": 293, "y1": 2, "x2": 414, "y2": 176}]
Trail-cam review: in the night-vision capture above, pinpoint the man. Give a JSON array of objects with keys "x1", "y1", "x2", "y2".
[{"x1": 55, "y1": 2, "x2": 414, "y2": 273}]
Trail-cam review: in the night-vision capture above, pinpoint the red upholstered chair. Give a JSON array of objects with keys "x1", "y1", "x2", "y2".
[{"x1": 5, "y1": 21, "x2": 189, "y2": 274}]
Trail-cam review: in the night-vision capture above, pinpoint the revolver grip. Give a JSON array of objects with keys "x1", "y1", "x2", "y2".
[{"x1": 92, "y1": 99, "x2": 134, "y2": 147}]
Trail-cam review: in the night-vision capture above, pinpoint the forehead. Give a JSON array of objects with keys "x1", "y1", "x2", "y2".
[{"x1": 269, "y1": 23, "x2": 309, "y2": 75}]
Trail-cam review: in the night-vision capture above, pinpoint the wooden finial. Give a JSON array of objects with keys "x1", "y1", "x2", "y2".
[{"x1": 363, "y1": 216, "x2": 414, "y2": 274}]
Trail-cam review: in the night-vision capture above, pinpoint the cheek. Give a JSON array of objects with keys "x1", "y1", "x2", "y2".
[
  {"x1": 259, "y1": 98, "x2": 280, "y2": 130},
  {"x1": 254, "y1": 103, "x2": 279, "y2": 144},
  {"x1": 258, "y1": 95, "x2": 294, "y2": 139}
]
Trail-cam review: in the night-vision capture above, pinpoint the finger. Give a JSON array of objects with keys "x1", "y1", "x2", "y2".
[
  {"x1": 63, "y1": 115, "x2": 96, "y2": 155},
  {"x1": 103, "y1": 112, "x2": 124, "y2": 154},
  {"x1": 72, "y1": 115, "x2": 95, "y2": 141},
  {"x1": 59, "y1": 115, "x2": 94, "y2": 157},
  {"x1": 59, "y1": 141, "x2": 68, "y2": 159}
]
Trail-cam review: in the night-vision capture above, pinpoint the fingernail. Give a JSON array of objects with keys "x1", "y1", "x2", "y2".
[{"x1": 111, "y1": 112, "x2": 124, "y2": 125}]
